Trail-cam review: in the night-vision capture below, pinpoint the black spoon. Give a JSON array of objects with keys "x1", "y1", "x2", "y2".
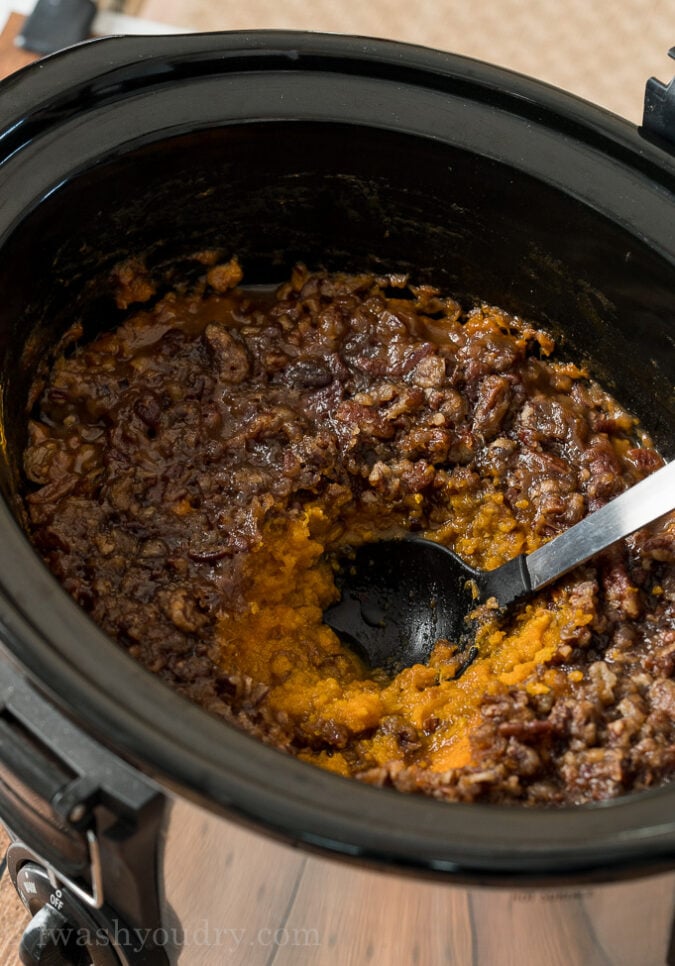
[{"x1": 324, "y1": 460, "x2": 675, "y2": 672}]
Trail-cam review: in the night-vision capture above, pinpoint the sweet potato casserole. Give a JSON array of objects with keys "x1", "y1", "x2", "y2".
[{"x1": 22, "y1": 256, "x2": 674, "y2": 805}]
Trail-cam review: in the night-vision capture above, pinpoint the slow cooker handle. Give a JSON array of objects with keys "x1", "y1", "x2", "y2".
[
  {"x1": 643, "y1": 47, "x2": 675, "y2": 150},
  {"x1": 0, "y1": 658, "x2": 169, "y2": 964}
]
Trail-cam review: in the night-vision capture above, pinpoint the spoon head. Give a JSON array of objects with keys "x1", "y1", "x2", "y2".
[{"x1": 324, "y1": 538, "x2": 480, "y2": 672}]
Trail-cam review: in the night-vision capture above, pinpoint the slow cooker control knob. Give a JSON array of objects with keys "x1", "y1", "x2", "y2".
[
  {"x1": 14, "y1": 862, "x2": 121, "y2": 965},
  {"x1": 19, "y1": 904, "x2": 73, "y2": 965}
]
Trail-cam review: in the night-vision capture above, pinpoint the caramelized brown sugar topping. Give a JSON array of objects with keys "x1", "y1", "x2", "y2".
[{"x1": 23, "y1": 258, "x2": 674, "y2": 805}]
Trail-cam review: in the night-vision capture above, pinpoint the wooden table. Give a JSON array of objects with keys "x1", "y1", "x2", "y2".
[
  {"x1": 0, "y1": 11, "x2": 39, "y2": 76},
  {"x1": 0, "y1": 828, "x2": 24, "y2": 966}
]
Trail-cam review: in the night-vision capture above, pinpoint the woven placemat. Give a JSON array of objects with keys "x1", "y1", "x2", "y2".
[{"x1": 138, "y1": 0, "x2": 673, "y2": 124}]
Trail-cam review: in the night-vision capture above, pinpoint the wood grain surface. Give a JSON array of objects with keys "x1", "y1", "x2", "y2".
[
  {"x1": 0, "y1": 825, "x2": 27, "y2": 966},
  {"x1": 0, "y1": 12, "x2": 38, "y2": 78}
]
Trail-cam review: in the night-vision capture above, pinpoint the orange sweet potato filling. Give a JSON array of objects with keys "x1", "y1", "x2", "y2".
[{"x1": 215, "y1": 494, "x2": 593, "y2": 778}]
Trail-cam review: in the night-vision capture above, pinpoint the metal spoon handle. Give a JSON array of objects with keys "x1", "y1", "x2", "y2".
[{"x1": 525, "y1": 460, "x2": 675, "y2": 592}]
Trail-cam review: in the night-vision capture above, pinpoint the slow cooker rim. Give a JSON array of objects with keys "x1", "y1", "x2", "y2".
[
  {"x1": 2, "y1": 29, "x2": 674, "y2": 176},
  {"x1": 0, "y1": 30, "x2": 674, "y2": 881}
]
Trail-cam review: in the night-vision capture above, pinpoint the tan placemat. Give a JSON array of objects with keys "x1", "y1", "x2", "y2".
[{"x1": 138, "y1": 0, "x2": 674, "y2": 124}]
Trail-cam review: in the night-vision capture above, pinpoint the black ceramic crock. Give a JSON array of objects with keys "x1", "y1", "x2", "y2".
[{"x1": 0, "y1": 31, "x2": 673, "y2": 966}]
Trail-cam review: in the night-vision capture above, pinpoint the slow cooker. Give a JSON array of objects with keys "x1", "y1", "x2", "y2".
[{"x1": 0, "y1": 31, "x2": 673, "y2": 966}]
